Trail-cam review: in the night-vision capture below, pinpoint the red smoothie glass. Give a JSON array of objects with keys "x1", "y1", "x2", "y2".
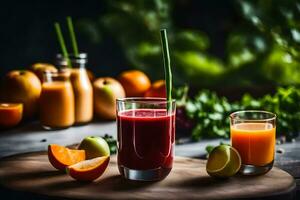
[{"x1": 116, "y1": 98, "x2": 176, "y2": 181}]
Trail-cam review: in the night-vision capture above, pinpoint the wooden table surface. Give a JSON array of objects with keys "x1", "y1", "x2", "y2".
[
  {"x1": 0, "y1": 121, "x2": 299, "y2": 199},
  {"x1": 0, "y1": 153, "x2": 295, "y2": 200}
]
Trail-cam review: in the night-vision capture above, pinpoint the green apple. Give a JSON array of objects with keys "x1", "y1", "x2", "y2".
[
  {"x1": 93, "y1": 77, "x2": 125, "y2": 120},
  {"x1": 78, "y1": 136, "x2": 110, "y2": 159}
]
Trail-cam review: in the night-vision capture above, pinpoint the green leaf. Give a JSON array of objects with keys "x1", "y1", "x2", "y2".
[
  {"x1": 205, "y1": 145, "x2": 215, "y2": 154},
  {"x1": 175, "y1": 30, "x2": 210, "y2": 51}
]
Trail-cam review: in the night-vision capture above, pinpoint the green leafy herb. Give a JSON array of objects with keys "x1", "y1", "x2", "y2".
[
  {"x1": 103, "y1": 134, "x2": 117, "y2": 154},
  {"x1": 175, "y1": 86, "x2": 300, "y2": 141},
  {"x1": 205, "y1": 145, "x2": 215, "y2": 154}
]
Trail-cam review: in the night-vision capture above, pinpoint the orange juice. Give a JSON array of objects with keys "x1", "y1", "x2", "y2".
[
  {"x1": 56, "y1": 53, "x2": 93, "y2": 125},
  {"x1": 40, "y1": 82, "x2": 75, "y2": 129},
  {"x1": 231, "y1": 123, "x2": 276, "y2": 166},
  {"x1": 70, "y1": 68, "x2": 93, "y2": 124}
]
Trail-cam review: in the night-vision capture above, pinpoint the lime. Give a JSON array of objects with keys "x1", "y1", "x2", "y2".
[{"x1": 206, "y1": 144, "x2": 241, "y2": 178}]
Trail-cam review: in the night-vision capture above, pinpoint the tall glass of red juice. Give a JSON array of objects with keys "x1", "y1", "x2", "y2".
[{"x1": 117, "y1": 98, "x2": 176, "y2": 181}]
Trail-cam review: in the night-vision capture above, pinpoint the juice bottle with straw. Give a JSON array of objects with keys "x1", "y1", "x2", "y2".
[{"x1": 54, "y1": 18, "x2": 93, "y2": 125}]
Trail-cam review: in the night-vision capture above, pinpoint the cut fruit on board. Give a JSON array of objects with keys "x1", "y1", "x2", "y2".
[
  {"x1": 0, "y1": 152, "x2": 295, "y2": 200},
  {"x1": 48, "y1": 144, "x2": 85, "y2": 171},
  {"x1": 206, "y1": 145, "x2": 241, "y2": 178},
  {"x1": 67, "y1": 156, "x2": 110, "y2": 181}
]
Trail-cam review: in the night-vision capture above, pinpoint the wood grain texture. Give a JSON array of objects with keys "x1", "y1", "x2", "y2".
[{"x1": 0, "y1": 152, "x2": 296, "y2": 200}]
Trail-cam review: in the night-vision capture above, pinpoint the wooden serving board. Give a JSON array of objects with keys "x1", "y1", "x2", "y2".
[{"x1": 0, "y1": 152, "x2": 296, "y2": 200}]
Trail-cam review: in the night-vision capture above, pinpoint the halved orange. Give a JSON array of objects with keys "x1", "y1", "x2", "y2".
[
  {"x1": 67, "y1": 156, "x2": 110, "y2": 181},
  {"x1": 0, "y1": 103, "x2": 23, "y2": 128},
  {"x1": 48, "y1": 144, "x2": 86, "y2": 171}
]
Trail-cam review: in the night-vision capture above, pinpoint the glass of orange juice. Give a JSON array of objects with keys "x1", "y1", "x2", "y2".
[
  {"x1": 230, "y1": 110, "x2": 276, "y2": 175},
  {"x1": 40, "y1": 70, "x2": 75, "y2": 130}
]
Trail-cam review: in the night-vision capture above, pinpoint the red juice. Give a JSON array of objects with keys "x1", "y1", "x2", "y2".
[{"x1": 117, "y1": 109, "x2": 175, "y2": 174}]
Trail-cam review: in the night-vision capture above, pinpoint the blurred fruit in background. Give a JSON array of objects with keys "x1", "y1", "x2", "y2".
[
  {"x1": 93, "y1": 77, "x2": 125, "y2": 120},
  {"x1": 118, "y1": 70, "x2": 151, "y2": 97},
  {"x1": 30, "y1": 63, "x2": 57, "y2": 82},
  {"x1": 172, "y1": 86, "x2": 195, "y2": 138},
  {"x1": 87, "y1": 69, "x2": 95, "y2": 82},
  {"x1": 144, "y1": 80, "x2": 166, "y2": 98},
  {"x1": 0, "y1": 103, "x2": 23, "y2": 128},
  {"x1": 176, "y1": 106, "x2": 195, "y2": 138},
  {"x1": 3, "y1": 70, "x2": 41, "y2": 119}
]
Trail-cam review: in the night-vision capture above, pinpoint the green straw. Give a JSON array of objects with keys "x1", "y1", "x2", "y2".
[
  {"x1": 160, "y1": 29, "x2": 172, "y2": 111},
  {"x1": 66, "y1": 16, "x2": 79, "y2": 57},
  {"x1": 54, "y1": 22, "x2": 71, "y2": 67}
]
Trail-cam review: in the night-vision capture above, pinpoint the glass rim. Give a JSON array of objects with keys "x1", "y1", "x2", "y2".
[
  {"x1": 116, "y1": 97, "x2": 176, "y2": 104},
  {"x1": 230, "y1": 110, "x2": 276, "y2": 122}
]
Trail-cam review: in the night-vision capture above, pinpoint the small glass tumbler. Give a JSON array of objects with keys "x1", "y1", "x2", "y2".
[
  {"x1": 230, "y1": 110, "x2": 276, "y2": 175},
  {"x1": 116, "y1": 98, "x2": 176, "y2": 181}
]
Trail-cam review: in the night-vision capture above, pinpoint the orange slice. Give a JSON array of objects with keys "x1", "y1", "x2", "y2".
[
  {"x1": 0, "y1": 103, "x2": 23, "y2": 128},
  {"x1": 67, "y1": 156, "x2": 110, "y2": 181},
  {"x1": 48, "y1": 144, "x2": 86, "y2": 171}
]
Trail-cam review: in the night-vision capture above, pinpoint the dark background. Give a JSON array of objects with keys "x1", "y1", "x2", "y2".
[{"x1": 0, "y1": 0, "x2": 237, "y2": 78}]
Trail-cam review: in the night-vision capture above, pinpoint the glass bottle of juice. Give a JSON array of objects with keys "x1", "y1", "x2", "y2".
[
  {"x1": 56, "y1": 53, "x2": 93, "y2": 125},
  {"x1": 40, "y1": 70, "x2": 75, "y2": 129}
]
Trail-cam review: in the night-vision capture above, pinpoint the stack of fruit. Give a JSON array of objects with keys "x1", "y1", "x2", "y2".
[{"x1": 0, "y1": 64, "x2": 166, "y2": 128}]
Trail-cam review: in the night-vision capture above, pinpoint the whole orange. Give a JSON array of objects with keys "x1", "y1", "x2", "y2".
[
  {"x1": 144, "y1": 80, "x2": 166, "y2": 98},
  {"x1": 0, "y1": 103, "x2": 23, "y2": 128},
  {"x1": 4, "y1": 70, "x2": 41, "y2": 118},
  {"x1": 118, "y1": 70, "x2": 151, "y2": 97}
]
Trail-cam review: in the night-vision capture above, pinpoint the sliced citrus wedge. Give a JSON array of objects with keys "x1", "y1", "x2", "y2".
[
  {"x1": 206, "y1": 145, "x2": 241, "y2": 178},
  {"x1": 0, "y1": 103, "x2": 23, "y2": 127},
  {"x1": 67, "y1": 156, "x2": 110, "y2": 181},
  {"x1": 48, "y1": 144, "x2": 86, "y2": 171}
]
